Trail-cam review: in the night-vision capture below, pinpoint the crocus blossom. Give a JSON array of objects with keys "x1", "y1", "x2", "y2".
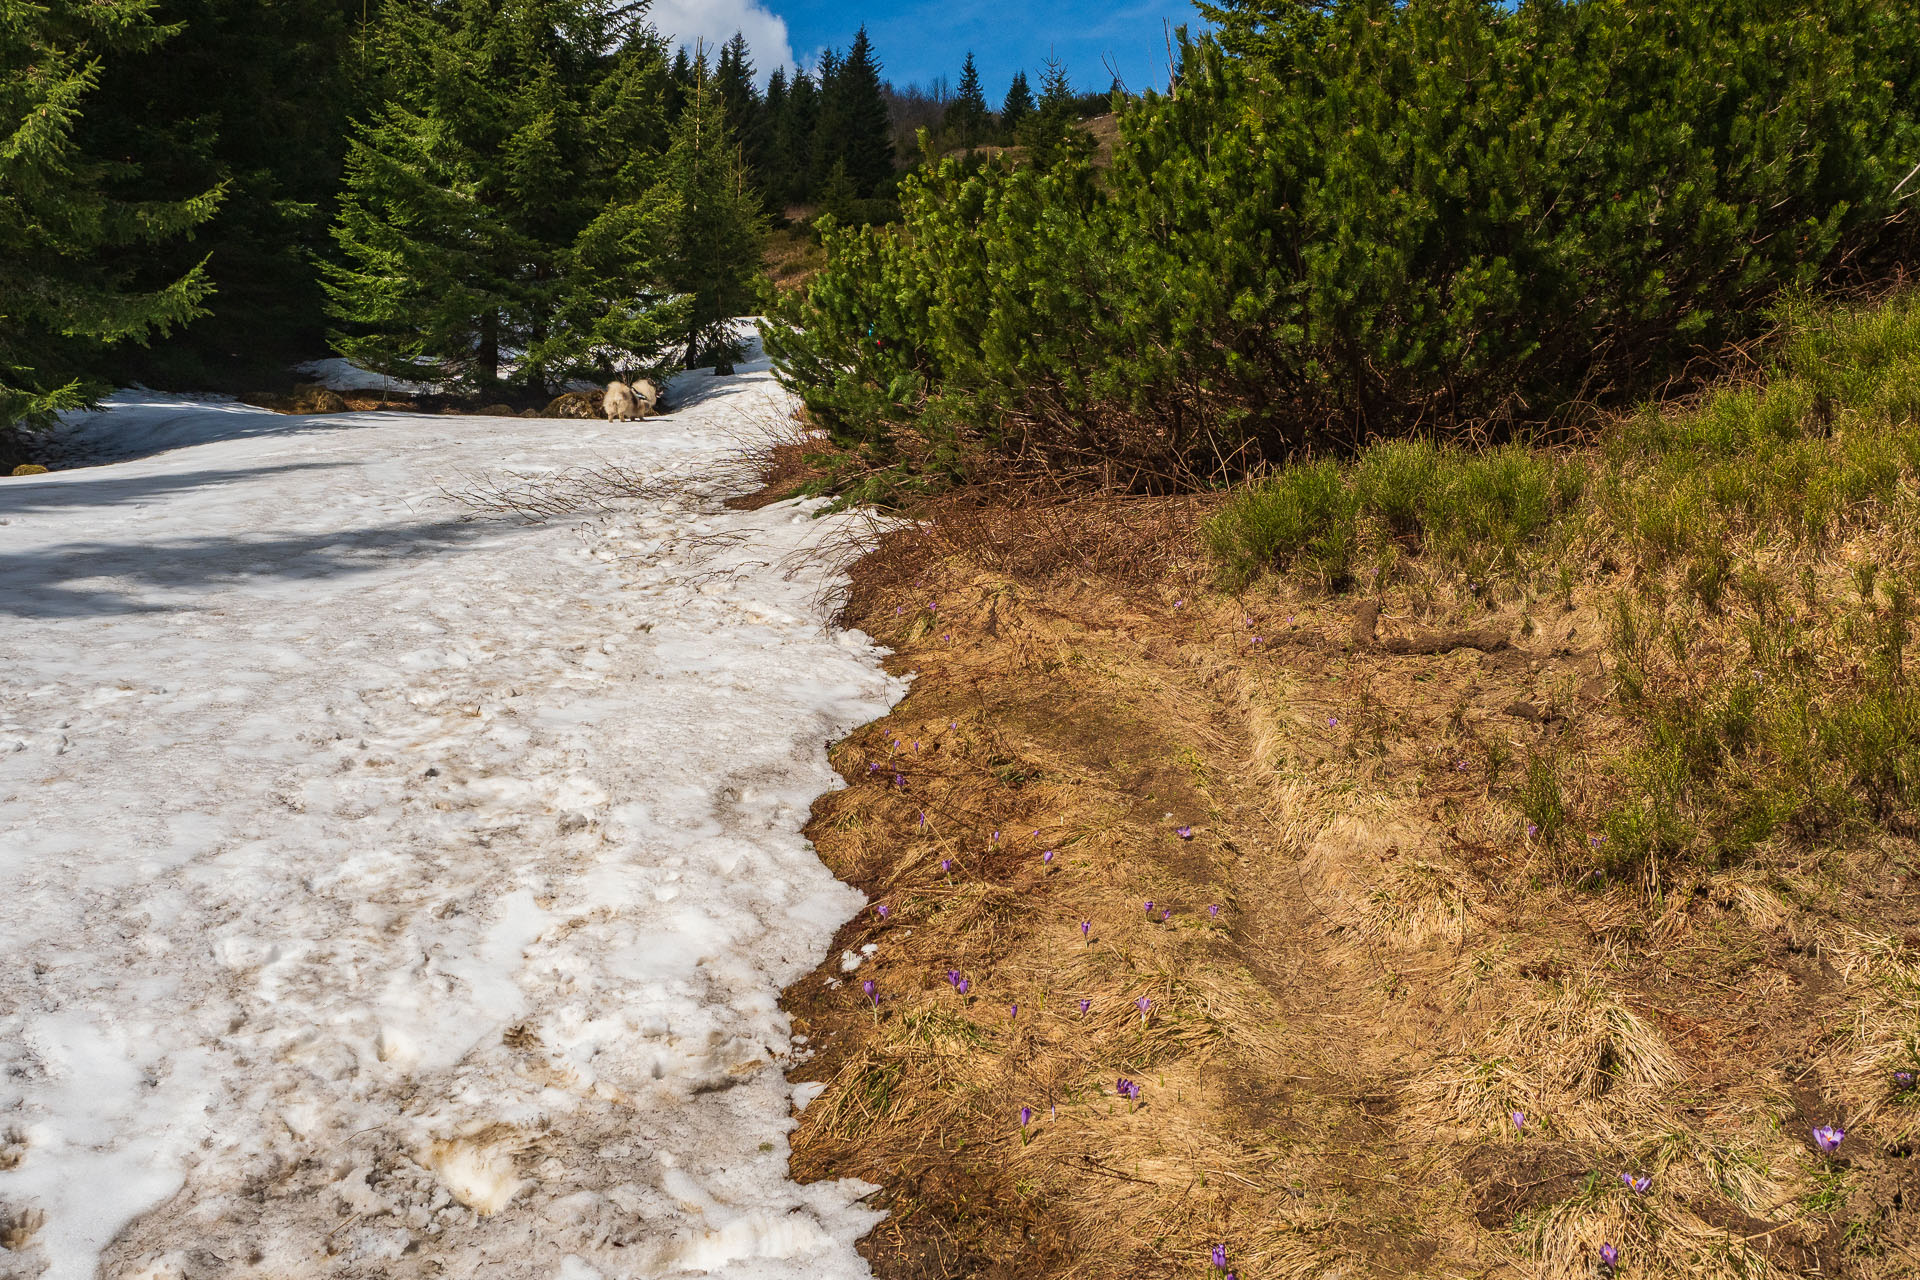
[
  {"x1": 1621, "y1": 1173, "x2": 1650, "y2": 1195},
  {"x1": 1813, "y1": 1124, "x2": 1845, "y2": 1154}
]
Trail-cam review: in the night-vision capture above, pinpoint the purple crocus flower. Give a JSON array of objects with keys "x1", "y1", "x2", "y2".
[
  {"x1": 894, "y1": 774, "x2": 906, "y2": 788},
  {"x1": 1020, "y1": 1106, "x2": 1032, "y2": 1127},
  {"x1": 1211, "y1": 1244, "x2": 1227, "y2": 1270},
  {"x1": 1621, "y1": 1172, "x2": 1650, "y2": 1195},
  {"x1": 1511, "y1": 1110, "x2": 1526, "y2": 1130},
  {"x1": 1526, "y1": 823, "x2": 1538, "y2": 837},
  {"x1": 863, "y1": 979, "x2": 878, "y2": 1006},
  {"x1": 874, "y1": 904, "x2": 889, "y2": 920},
  {"x1": 1116, "y1": 1077, "x2": 1140, "y2": 1100},
  {"x1": 1009, "y1": 1003, "x2": 1018, "y2": 1019},
  {"x1": 1589, "y1": 833, "x2": 1607, "y2": 848},
  {"x1": 1080, "y1": 920, "x2": 1091, "y2": 939},
  {"x1": 1328, "y1": 717, "x2": 1338, "y2": 728},
  {"x1": 1144, "y1": 901, "x2": 1154, "y2": 915},
  {"x1": 1813, "y1": 1124, "x2": 1845, "y2": 1154},
  {"x1": 1209, "y1": 904, "x2": 1221, "y2": 918},
  {"x1": 1599, "y1": 1243, "x2": 1618, "y2": 1269},
  {"x1": 956, "y1": 978, "x2": 970, "y2": 994},
  {"x1": 868, "y1": 762, "x2": 879, "y2": 772},
  {"x1": 1078, "y1": 999, "x2": 1090, "y2": 1015},
  {"x1": 1043, "y1": 850, "x2": 1055, "y2": 864},
  {"x1": 991, "y1": 830, "x2": 1000, "y2": 843},
  {"x1": 1175, "y1": 826, "x2": 1194, "y2": 840},
  {"x1": 1896, "y1": 1070, "x2": 1917, "y2": 1090},
  {"x1": 1136, "y1": 996, "x2": 1152, "y2": 1016},
  {"x1": 1174, "y1": 600, "x2": 1184, "y2": 609},
  {"x1": 1161, "y1": 909, "x2": 1172, "y2": 922},
  {"x1": 941, "y1": 858, "x2": 954, "y2": 874},
  {"x1": 918, "y1": 811, "x2": 927, "y2": 828}
]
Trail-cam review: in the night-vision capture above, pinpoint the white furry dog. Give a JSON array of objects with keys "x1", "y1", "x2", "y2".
[{"x1": 603, "y1": 378, "x2": 662, "y2": 422}]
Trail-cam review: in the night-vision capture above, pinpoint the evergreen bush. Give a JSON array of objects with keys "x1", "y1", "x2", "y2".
[{"x1": 768, "y1": 0, "x2": 1920, "y2": 490}]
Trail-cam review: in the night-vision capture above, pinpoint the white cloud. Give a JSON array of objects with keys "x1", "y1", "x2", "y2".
[{"x1": 648, "y1": 0, "x2": 797, "y2": 85}]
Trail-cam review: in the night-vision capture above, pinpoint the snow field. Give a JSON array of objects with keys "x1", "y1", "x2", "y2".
[{"x1": 0, "y1": 364, "x2": 902, "y2": 1278}]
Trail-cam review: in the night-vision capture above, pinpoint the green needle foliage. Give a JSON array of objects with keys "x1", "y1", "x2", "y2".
[
  {"x1": 323, "y1": 0, "x2": 684, "y2": 397},
  {"x1": 946, "y1": 53, "x2": 989, "y2": 150},
  {"x1": 769, "y1": 0, "x2": 1920, "y2": 492},
  {"x1": 656, "y1": 70, "x2": 765, "y2": 370},
  {"x1": 1, "y1": 0, "x2": 223, "y2": 431}
]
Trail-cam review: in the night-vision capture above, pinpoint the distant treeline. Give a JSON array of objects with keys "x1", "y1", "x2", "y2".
[{"x1": 689, "y1": 31, "x2": 1124, "y2": 225}]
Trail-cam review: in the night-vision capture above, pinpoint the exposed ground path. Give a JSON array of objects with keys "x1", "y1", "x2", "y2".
[{"x1": 0, "y1": 366, "x2": 901, "y2": 1278}]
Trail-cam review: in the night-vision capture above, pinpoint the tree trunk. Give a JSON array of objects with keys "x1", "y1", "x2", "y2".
[{"x1": 478, "y1": 310, "x2": 500, "y2": 392}]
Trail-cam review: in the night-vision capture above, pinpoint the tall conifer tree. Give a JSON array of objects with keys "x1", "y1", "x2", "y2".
[
  {"x1": 834, "y1": 28, "x2": 894, "y2": 197},
  {"x1": 1, "y1": 0, "x2": 221, "y2": 430},
  {"x1": 324, "y1": 0, "x2": 681, "y2": 395},
  {"x1": 946, "y1": 53, "x2": 989, "y2": 148},
  {"x1": 657, "y1": 69, "x2": 765, "y2": 370},
  {"x1": 76, "y1": 0, "x2": 360, "y2": 381},
  {"x1": 1022, "y1": 54, "x2": 1084, "y2": 165},
  {"x1": 809, "y1": 48, "x2": 844, "y2": 195},
  {"x1": 1000, "y1": 71, "x2": 1034, "y2": 140},
  {"x1": 775, "y1": 69, "x2": 819, "y2": 207}
]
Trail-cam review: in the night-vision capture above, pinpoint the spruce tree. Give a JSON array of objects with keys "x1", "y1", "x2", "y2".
[
  {"x1": 809, "y1": 49, "x2": 844, "y2": 196},
  {"x1": 1022, "y1": 54, "x2": 1085, "y2": 166},
  {"x1": 761, "y1": 67, "x2": 789, "y2": 188},
  {"x1": 1, "y1": 0, "x2": 221, "y2": 431},
  {"x1": 716, "y1": 33, "x2": 760, "y2": 139},
  {"x1": 776, "y1": 69, "x2": 819, "y2": 207},
  {"x1": 1000, "y1": 71, "x2": 1034, "y2": 140},
  {"x1": 325, "y1": 0, "x2": 681, "y2": 396},
  {"x1": 667, "y1": 46, "x2": 693, "y2": 119},
  {"x1": 945, "y1": 53, "x2": 989, "y2": 149},
  {"x1": 656, "y1": 71, "x2": 766, "y2": 371},
  {"x1": 75, "y1": 0, "x2": 360, "y2": 383},
  {"x1": 834, "y1": 28, "x2": 895, "y2": 197}
]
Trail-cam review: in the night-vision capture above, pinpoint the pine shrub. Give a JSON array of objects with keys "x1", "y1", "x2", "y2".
[{"x1": 768, "y1": 0, "x2": 1920, "y2": 488}]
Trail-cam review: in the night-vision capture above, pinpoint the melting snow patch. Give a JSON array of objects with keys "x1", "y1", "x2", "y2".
[{"x1": 0, "y1": 365, "x2": 900, "y2": 1277}]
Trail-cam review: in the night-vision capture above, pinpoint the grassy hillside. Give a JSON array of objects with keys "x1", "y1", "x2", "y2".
[{"x1": 774, "y1": 294, "x2": 1920, "y2": 1279}]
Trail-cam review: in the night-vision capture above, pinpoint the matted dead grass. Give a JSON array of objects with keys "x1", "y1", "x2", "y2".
[{"x1": 773, "y1": 483, "x2": 1920, "y2": 1278}]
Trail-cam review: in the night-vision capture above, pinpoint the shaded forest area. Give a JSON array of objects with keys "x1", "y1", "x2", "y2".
[{"x1": 1, "y1": 0, "x2": 1117, "y2": 439}]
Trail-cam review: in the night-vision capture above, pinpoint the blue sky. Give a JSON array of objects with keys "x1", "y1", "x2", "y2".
[{"x1": 649, "y1": 0, "x2": 1208, "y2": 97}]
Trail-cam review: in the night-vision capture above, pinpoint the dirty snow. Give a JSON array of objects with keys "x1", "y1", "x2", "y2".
[{"x1": 0, "y1": 358, "x2": 901, "y2": 1278}]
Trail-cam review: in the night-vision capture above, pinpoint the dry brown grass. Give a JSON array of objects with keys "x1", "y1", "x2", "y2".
[
  {"x1": 768, "y1": 473, "x2": 1920, "y2": 1278},
  {"x1": 766, "y1": 225, "x2": 829, "y2": 293}
]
